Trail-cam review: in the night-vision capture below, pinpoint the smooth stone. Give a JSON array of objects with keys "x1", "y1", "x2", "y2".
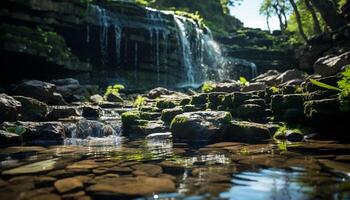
[
  {"x1": 2, "y1": 159, "x2": 57, "y2": 175},
  {"x1": 86, "y1": 176, "x2": 175, "y2": 196},
  {"x1": 66, "y1": 160, "x2": 99, "y2": 170},
  {"x1": 131, "y1": 164, "x2": 163, "y2": 177},
  {"x1": 54, "y1": 177, "x2": 83, "y2": 194}
]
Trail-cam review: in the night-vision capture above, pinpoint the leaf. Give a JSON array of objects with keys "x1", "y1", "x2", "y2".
[{"x1": 310, "y1": 79, "x2": 341, "y2": 91}]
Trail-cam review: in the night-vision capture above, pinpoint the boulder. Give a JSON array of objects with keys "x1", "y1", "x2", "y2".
[
  {"x1": 148, "y1": 87, "x2": 174, "y2": 99},
  {"x1": 161, "y1": 107, "x2": 183, "y2": 123},
  {"x1": 0, "y1": 93, "x2": 21, "y2": 122},
  {"x1": 271, "y1": 94, "x2": 306, "y2": 120},
  {"x1": 90, "y1": 94, "x2": 104, "y2": 104},
  {"x1": 213, "y1": 81, "x2": 240, "y2": 93},
  {"x1": 81, "y1": 105, "x2": 101, "y2": 119},
  {"x1": 13, "y1": 80, "x2": 65, "y2": 105},
  {"x1": 190, "y1": 94, "x2": 208, "y2": 106},
  {"x1": 13, "y1": 96, "x2": 49, "y2": 121},
  {"x1": 47, "y1": 106, "x2": 81, "y2": 120},
  {"x1": 236, "y1": 104, "x2": 267, "y2": 119},
  {"x1": 51, "y1": 78, "x2": 82, "y2": 102},
  {"x1": 170, "y1": 111, "x2": 232, "y2": 142},
  {"x1": 146, "y1": 132, "x2": 172, "y2": 140},
  {"x1": 105, "y1": 93, "x2": 123, "y2": 102},
  {"x1": 252, "y1": 70, "x2": 280, "y2": 86},
  {"x1": 275, "y1": 69, "x2": 306, "y2": 85},
  {"x1": 304, "y1": 98, "x2": 341, "y2": 118},
  {"x1": 225, "y1": 121, "x2": 271, "y2": 143},
  {"x1": 0, "y1": 130, "x2": 21, "y2": 146},
  {"x1": 7, "y1": 122, "x2": 66, "y2": 143},
  {"x1": 242, "y1": 82, "x2": 267, "y2": 92},
  {"x1": 314, "y1": 52, "x2": 350, "y2": 76}
]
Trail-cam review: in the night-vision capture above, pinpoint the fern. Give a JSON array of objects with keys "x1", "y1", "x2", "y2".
[{"x1": 310, "y1": 79, "x2": 341, "y2": 91}]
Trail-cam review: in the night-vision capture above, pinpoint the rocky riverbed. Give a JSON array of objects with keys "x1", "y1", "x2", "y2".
[{"x1": 0, "y1": 65, "x2": 350, "y2": 199}]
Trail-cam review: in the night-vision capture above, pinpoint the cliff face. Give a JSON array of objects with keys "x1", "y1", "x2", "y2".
[{"x1": 1, "y1": 0, "x2": 233, "y2": 89}]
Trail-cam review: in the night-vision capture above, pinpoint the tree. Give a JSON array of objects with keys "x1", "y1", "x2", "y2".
[
  {"x1": 304, "y1": 0, "x2": 322, "y2": 34},
  {"x1": 309, "y1": 0, "x2": 346, "y2": 31},
  {"x1": 289, "y1": 0, "x2": 308, "y2": 43},
  {"x1": 259, "y1": 0, "x2": 292, "y2": 32}
]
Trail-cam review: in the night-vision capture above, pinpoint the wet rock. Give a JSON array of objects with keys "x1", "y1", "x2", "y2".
[
  {"x1": 0, "y1": 146, "x2": 47, "y2": 155},
  {"x1": 51, "y1": 78, "x2": 82, "y2": 102},
  {"x1": 225, "y1": 120, "x2": 271, "y2": 143},
  {"x1": 318, "y1": 159, "x2": 350, "y2": 173},
  {"x1": 271, "y1": 94, "x2": 306, "y2": 120},
  {"x1": 86, "y1": 176, "x2": 175, "y2": 197},
  {"x1": 148, "y1": 87, "x2": 174, "y2": 99},
  {"x1": 66, "y1": 120, "x2": 116, "y2": 138},
  {"x1": 13, "y1": 80, "x2": 65, "y2": 105},
  {"x1": 2, "y1": 158, "x2": 57, "y2": 175},
  {"x1": 146, "y1": 132, "x2": 172, "y2": 140},
  {"x1": 253, "y1": 70, "x2": 280, "y2": 86},
  {"x1": 275, "y1": 69, "x2": 306, "y2": 85},
  {"x1": 31, "y1": 193, "x2": 61, "y2": 200},
  {"x1": 156, "y1": 99, "x2": 177, "y2": 109},
  {"x1": 159, "y1": 161, "x2": 185, "y2": 174},
  {"x1": 17, "y1": 121, "x2": 65, "y2": 142},
  {"x1": 34, "y1": 176, "x2": 57, "y2": 187},
  {"x1": 131, "y1": 164, "x2": 163, "y2": 176},
  {"x1": 14, "y1": 96, "x2": 49, "y2": 121},
  {"x1": 0, "y1": 130, "x2": 21, "y2": 146},
  {"x1": 0, "y1": 93, "x2": 21, "y2": 122},
  {"x1": 236, "y1": 104, "x2": 267, "y2": 119},
  {"x1": 121, "y1": 111, "x2": 141, "y2": 128},
  {"x1": 244, "y1": 98, "x2": 266, "y2": 107},
  {"x1": 81, "y1": 105, "x2": 101, "y2": 119},
  {"x1": 105, "y1": 93, "x2": 123, "y2": 103},
  {"x1": 314, "y1": 52, "x2": 350, "y2": 76},
  {"x1": 89, "y1": 94, "x2": 104, "y2": 104},
  {"x1": 207, "y1": 92, "x2": 225, "y2": 109},
  {"x1": 54, "y1": 177, "x2": 83, "y2": 194},
  {"x1": 190, "y1": 94, "x2": 208, "y2": 106},
  {"x1": 161, "y1": 107, "x2": 183, "y2": 123},
  {"x1": 242, "y1": 82, "x2": 267, "y2": 92},
  {"x1": 47, "y1": 106, "x2": 81, "y2": 120},
  {"x1": 213, "y1": 81, "x2": 240, "y2": 92},
  {"x1": 304, "y1": 98, "x2": 341, "y2": 118},
  {"x1": 170, "y1": 111, "x2": 232, "y2": 142},
  {"x1": 67, "y1": 160, "x2": 99, "y2": 170},
  {"x1": 285, "y1": 130, "x2": 304, "y2": 142},
  {"x1": 126, "y1": 120, "x2": 167, "y2": 137}
]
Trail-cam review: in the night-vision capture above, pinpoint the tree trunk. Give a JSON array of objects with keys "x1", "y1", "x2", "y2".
[
  {"x1": 266, "y1": 15, "x2": 271, "y2": 32},
  {"x1": 304, "y1": 0, "x2": 322, "y2": 34},
  {"x1": 289, "y1": 0, "x2": 308, "y2": 43},
  {"x1": 272, "y1": 4, "x2": 285, "y2": 31},
  {"x1": 310, "y1": 0, "x2": 346, "y2": 31}
]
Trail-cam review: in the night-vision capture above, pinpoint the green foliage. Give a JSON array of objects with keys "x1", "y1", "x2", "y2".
[
  {"x1": 338, "y1": 66, "x2": 350, "y2": 111},
  {"x1": 174, "y1": 10, "x2": 206, "y2": 28},
  {"x1": 239, "y1": 76, "x2": 249, "y2": 86},
  {"x1": 133, "y1": 95, "x2": 146, "y2": 110},
  {"x1": 104, "y1": 84, "x2": 125, "y2": 98},
  {"x1": 136, "y1": 0, "x2": 155, "y2": 6},
  {"x1": 201, "y1": 81, "x2": 215, "y2": 93},
  {"x1": 5, "y1": 125, "x2": 26, "y2": 135},
  {"x1": 310, "y1": 79, "x2": 341, "y2": 91},
  {"x1": 270, "y1": 86, "x2": 281, "y2": 94}
]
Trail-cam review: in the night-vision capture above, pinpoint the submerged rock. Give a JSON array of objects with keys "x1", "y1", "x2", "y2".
[
  {"x1": 54, "y1": 177, "x2": 83, "y2": 194},
  {"x1": 170, "y1": 111, "x2": 232, "y2": 142},
  {"x1": 2, "y1": 158, "x2": 57, "y2": 175},
  {"x1": 86, "y1": 176, "x2": 175, "y2": 197},
  {"x1": 0, "y1": 93, "x2": 21, "y2": 122}
]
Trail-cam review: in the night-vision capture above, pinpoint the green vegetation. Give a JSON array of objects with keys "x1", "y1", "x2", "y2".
[
  {"x1": 310, "y1": 67, "x2": 350, "y2": 111},
  {"x1": 239, "y1": 76, "x2": 249, "y2": 86},
  {"x1": 103, "y1": 84, "x2": 125, "y2": 99},
  {"x1": 170, "y1": 116, "x2": 188, "y2": 129},
  {"x1": 133, "y1": 95, "x2": 146, "y2": 110},
  {"x1": 156, "y1": 99, "x2": 177, "y2": 109},
  {"x1": 273, "y1": 124, "x2": 302, "y2": 140},
  {"x1": 5, "y1": 125, "x2": 26, "y2": 135},
  {"x1": 201, "y1": 81, "x2": 216, "y2": 93},
  {"x1": 270, "y1": 86, "x2": 281, "y2": 94}
]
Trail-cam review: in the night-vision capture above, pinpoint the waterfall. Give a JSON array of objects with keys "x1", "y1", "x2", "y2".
[
  {"x1": 88, "y1": 5, "x2": 123, "y2": 65},
  {"x1": 251, "y1": 63, "x2": 258, "y2": 78},
  {"x1": 174, "y1": 16, "x2": 195, "y2": 84}
]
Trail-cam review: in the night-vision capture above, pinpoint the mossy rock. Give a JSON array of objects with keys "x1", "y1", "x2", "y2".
[
  {"x1": 190, "y1": 94, "x2": 208, "y2": 105},
  {"x1": 140, "y1": 106, "x2": 158, "y2": 112},
  {"x1": 221, "y1": 94, "x2": 234, "y2": 107},
  {"x1": 140, "y1": 112, "x2": 161, "y2": 121},
  {"x1": 14, "y1": 96, "x2": 49, "y2": 121},
  {"x1": 156, "y1": 99, "x2": 177, "y2": 109},
  {"x1": 161, "y1": 107, "x2": 184, "y2": 123},
  {"x1": 207, "y1": 92, "x2": 225, "y2": 109},
  {"x1": 179, "y1": 98, "x2": 191, "y2": 106},
  {"x1": 121, "y1": 111, "x2": 141, "y2": 127}
]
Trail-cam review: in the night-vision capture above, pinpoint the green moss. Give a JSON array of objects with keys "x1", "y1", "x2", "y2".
[
  {"x1": 170, "y1": 115, "x2": 189, "y2": 129},
  {"x1": 121, "y1": 111, "x2": 141, "y2": 127},
  {"x1": 201, "y1": 81, "x2": 216, "y2": 93},
  {"x1": 222, "y1": 112, "x2": 233, "y2": 124},
  {"x1": 156, "y1": 99, "x2": 177, "y2": 109},
  {"x1": 270, "y1": 86, "x2": 281, "y2": 94}
]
